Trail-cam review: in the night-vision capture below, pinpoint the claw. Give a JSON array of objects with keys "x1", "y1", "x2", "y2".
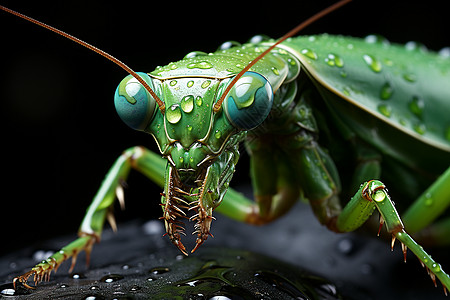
[
  {"x1": 173, "y1": 239, "x2": 188, "y2": 256},
  {"x1": 377, "y1": 214, "x2": 384, "y2": 236},
  {"x1": 391, "y1": 235, "x2": 396, "y2": 251},
  {"x1": 13, "y1": 271, "x2": 36, "y2": 290},
  {"x1": 401, "y1": 242, "x2": 407, "y2": 263}
]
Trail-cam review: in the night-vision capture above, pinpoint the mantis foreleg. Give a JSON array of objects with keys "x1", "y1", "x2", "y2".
[{"x1": 14, "y1": 146, "x2": 166, "y2": 288}]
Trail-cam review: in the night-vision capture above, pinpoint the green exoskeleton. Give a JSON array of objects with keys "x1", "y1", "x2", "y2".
[{"x1": 2, "y1": 0, "x2": 450, "y2": 294}]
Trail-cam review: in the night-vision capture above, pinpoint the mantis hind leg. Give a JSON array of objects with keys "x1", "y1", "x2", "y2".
[{"x1": 14, "y1": 146, "x2": 166, "y2": 289}]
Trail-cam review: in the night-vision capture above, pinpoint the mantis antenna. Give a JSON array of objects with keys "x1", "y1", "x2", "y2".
[
  {"x1": 0, "y1": 5, "x2": 166, "y2": 114},
  {"x1": 1, "y1": 1, "x2": 352, "y2": 116},
  {"x1": 213, "y1": 0, "x2": 352, "y2": 113}
]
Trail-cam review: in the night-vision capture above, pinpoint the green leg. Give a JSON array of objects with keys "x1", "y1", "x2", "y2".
[
  {"x1": 216, "y1": 141, "x2": 450, "y2": 293},
  {"x1": 14, "y1": 146, "x2": 166, "y2": 289},
  {"x1": 217, "y1": 134, "x2": 304, "y2": 225},
  {"x1": 335, "y1": 180, "x2": 450, "y2": 293},
  {"x1": 402, "y1": 166, "x2": 450, "y2": 234}
]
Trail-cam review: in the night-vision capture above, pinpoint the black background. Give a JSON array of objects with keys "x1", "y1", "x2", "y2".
[{"x1": 0, "y1": 0, "x2": 449, "y2": 261}]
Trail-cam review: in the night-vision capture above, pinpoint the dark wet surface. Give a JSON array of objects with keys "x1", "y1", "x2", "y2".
[{"x1": 0, "y1": 200, "x2": 448, "y2": 299}]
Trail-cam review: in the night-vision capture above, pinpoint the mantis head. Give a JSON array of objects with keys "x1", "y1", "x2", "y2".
[{"x1": 114, "y1": 71, "x2": 273, "y2": 254}]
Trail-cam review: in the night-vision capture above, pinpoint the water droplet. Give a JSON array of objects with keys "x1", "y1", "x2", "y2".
[
  {"x1": 271, "y1": 67, "x2": 279, "y2": 75},
  {"x1": 85, "y1": 296, "x2": 97, "y2": 300},
  {"x1": 196, "y1": 96, "x2": 203, "y2": 106},
  {"x1": 187, "y1": 61, "x2": 213, "y2": 69},
  {"x1": 187, "y1": 124, "x2": 193, "y2": 132},
  {"x1": 377, "y1": 104, "x2": 391, "y2": 117},
  {"x1": 59, "y1": 284, "x2": 69, "y2": 288},
  {"x1": 405, "y1": 41, "x2": 427, "y2": 52},
  {"x1": 1, "y1": 288, "x2": 15, "y2": 296},
  {"x1": 408, "y1": 96, "x2": 424, "y2": 118},
  {"x1": 325, "y1": 53, "x2": 344, "y2": 67},
  {"x1": 439, "y1": 47, "x2": 450, "y2": 58},
  {"x1": 89, "y1": 285, "x2": 100, "y2": 290},
  {"x1": 142, "y1": 220, "x2": 163, "y2": 235},
  {"x1": 425, "y1": 193, "x2": 433, "y2": 206},
  {"x1": 169, "y1": 63, "x2": 178, "y2": 70},
  {"x1": 100, "y1": 274, "x2": 124, "y2": 283},
  {"x1": 130, "y1": 285, "x2": 142, "y2": 292},
  {"x1": 175, "y1": 254, "x2": 185, "y2": 260},
  {"x1": 432, "y1": 263, "x2": 441, "y2": 273},
  {"x1": 179, "y1": 156, "x2": 184, "y2": 164},
  {"x1": 166, "y1": 104, "x2": 182, "y2": 124},
  {"x1": 301, "y1": 48, "x2": 318, "y2": 60},
  {"x1": 373, "y1": 190, "x2": 386, "y2": 202},
  {"x1": 218, "y1": 41, "x2": 241, "y2": 50},
  {"x1": 380, "y1": 82, "x2": 394, "y2": 100},
  {"x1": 33, "y1": 250, "x2": 54, "y2": 262},
  {"x1": 187, "y1": 80, "x2": 194, "y2": 88},
  {"x1": 214, "y1": 130, "x2": 222, "y2": 139},
  {"x1": 184, "y1": 51, "x2": 208, "y2": 59},
  {"x1": 363, "y1": 54, "x2": 382, "y2": 72},
  {"x1": 181, "y1": 95, "x2": 194, "y2": 113},
  {"x1": 403, "y1": 73, "x2": 417, "y2": 82},
  {"x1": 364, "y1": 34, "x2": 390, "y2": 45},
  {"x1": 72, "y1": 273, "x2": 86, "y2": 279},
  {"x1": 340, "y1": 71, "x2": 347, "y2": 78},
  {"x1": 170, "y1": 80, "x2": 177, "y2": 86},
  {"x1": 201, "y1": 80, "x2": 211, "y2": 89},
  {"x1": 337, "y1": 238, "x2": 354, "y2": 255},
  {"x1": 149, "y1": 267, "x2": 170, "y2": 275},
  {"x1": 413, "y1": 123, "x2": 426, "y2": 135}
]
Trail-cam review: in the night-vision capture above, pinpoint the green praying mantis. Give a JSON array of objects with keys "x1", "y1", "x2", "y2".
[{"x1": 1, "y1": 0, "x2": 449, "y2": 295}]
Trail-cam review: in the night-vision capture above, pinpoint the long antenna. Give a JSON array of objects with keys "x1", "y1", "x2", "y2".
[
  {"x1": 213, "y1": 0, "x2": 352, "y2": 113},
  {"x1": 0, "y1": 5, "x2": 165, "y2": 114}
]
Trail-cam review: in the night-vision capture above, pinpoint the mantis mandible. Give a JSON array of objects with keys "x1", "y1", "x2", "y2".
[{"x1": 1, "y1": 0, "x2": 449, "y2": 295}]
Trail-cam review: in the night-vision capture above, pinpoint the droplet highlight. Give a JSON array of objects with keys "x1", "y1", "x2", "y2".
[
  {"x1": 325, "y1": 53, "x2": 344, "y2": 67},
  {"x1": 363, "y1": 54, "x2": 382, "y2": 73},
  {"x1": 380, "y1": 82, "x2": 394, "y2": 100},
  {"x1": 196, "y1": 96, "x2": 203, "y2": 106},
  {"x1": 301, "y1": 48, "x2": 318, "y2": 60},
  {"x1": 166, "y1": 104, "x2": 182, "y2": 124},
  {"x1": 201, "y1": 80, "x2": 211, "y2": 89},
  {"x1": 181, "y1": 95, "x2": 194, "y2": 113},
  {"x1": 413, "y1": 123, "x2": 426, "y2": 135},
  {"x1": 408, "y1": 96, "x2": 424, "y2": 118},
  {"x1": 377, "y1": 104, "x2": 391, "y2": 117},
  {"x1": 187, "y1": 61, "x2": 213, "y2": 69}
]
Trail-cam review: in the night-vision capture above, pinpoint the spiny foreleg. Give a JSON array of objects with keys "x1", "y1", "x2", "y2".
[
  {"x1": 13, "y1": 146, "x2": 167, "y2": 289},
  {"x1": 337, "y1": 180, "x2": 450, "y2": 295},
  {"x1": 13, "y1": 235, "x2": 96, "y2": 289}
]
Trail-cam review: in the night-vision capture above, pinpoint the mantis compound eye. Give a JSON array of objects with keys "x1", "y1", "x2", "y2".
[
  {"x1": 114, "y1": 72, "x2": 157, "y2": 131},
  {"x1": 223, "y1": 72, "x2": 273, "y2": 130}
]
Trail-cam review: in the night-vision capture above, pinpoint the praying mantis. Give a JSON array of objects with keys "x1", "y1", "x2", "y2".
[{"x1": 1, "y1": 0, "x2": 449, "y2": 296}]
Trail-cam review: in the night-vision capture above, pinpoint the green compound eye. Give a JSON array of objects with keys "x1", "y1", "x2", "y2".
[
  {"x1": 223, "y1": 72, "x2": 273, "y2": 130},
  {"x1": 114, "y1": 72, "x2": 157, "y2": 131}
]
